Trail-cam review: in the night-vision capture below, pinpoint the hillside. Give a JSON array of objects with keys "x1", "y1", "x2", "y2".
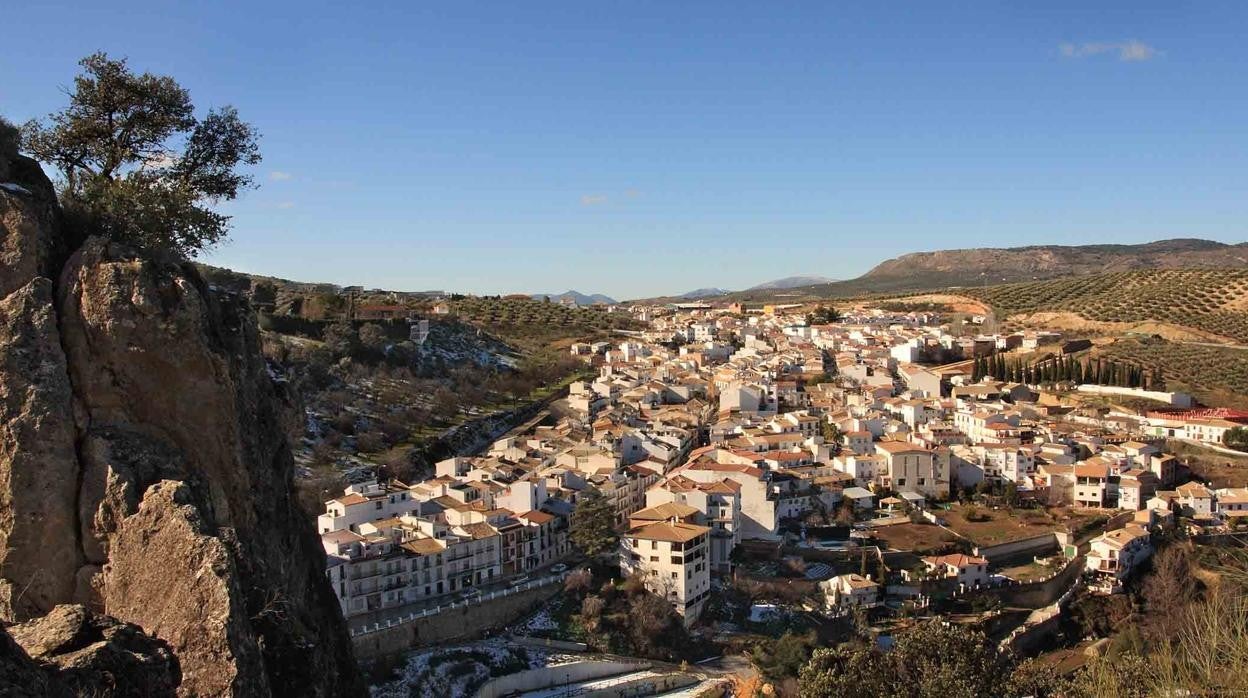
[
  {"x1": 748, "y1": 275, "x2": 837, "y2": 290},
  {"x1": 731, "y1": 239, "x2": 1248, "y2": 301},
  {"x1": 958, "y1": 268, "x2": 1248, "y2": 344},
  {"x1": 448, "y1": 296, "x2": 641, "y2": 349},
  {"x1": 679, "y1": 287, "x2": 731, "y2": 299},
  {"x1": 529, "y1": 290, "x2": 617, "y2": 305},
  {"x1": 1091, "y1": 338, "x2": 1248, "y2": 410}
]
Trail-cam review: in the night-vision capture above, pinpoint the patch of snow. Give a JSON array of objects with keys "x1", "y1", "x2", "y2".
[
  {"x1": 369, "y1": 637, "x2": 579, "y2": 698},
  {"x1": 517, "y1": 606, "x2": 558, "y2": 632}
]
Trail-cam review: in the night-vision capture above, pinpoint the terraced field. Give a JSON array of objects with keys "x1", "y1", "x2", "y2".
[
  {"x1": 1095, "y1": 338, "x2": 1248, "y2": 408},
  {"x1": 960, "y1": 269, "x2": 1248, "y2": 344},
  {"x1": 447, "y1": 297, "x2": 642, "y2": 348}
]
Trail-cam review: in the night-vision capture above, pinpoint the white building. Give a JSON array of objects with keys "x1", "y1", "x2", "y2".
[
  {"x1": 619, "y1": 518, "x2": 712, "y2": 625},
  {"x1": 1086, "y1": 525, "x2": 1152, "y2": 593},
  {"x1": 821, "y1": 573, "x2": 881, "y2": 613}
]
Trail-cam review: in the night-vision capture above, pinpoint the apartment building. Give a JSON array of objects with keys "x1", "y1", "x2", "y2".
[
  {"x1": 319, "y1": 481, "x2": 566, "y2": 618},
  {"x1": 619, "y1": 516, "x2": 712, "y2": 625},
  {"x1": 645, "y1": 477, "x2": 742, "y2": 574}
]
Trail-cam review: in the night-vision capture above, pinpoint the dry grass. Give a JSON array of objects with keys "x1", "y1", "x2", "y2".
[
  {"x1": 940, "y1": 504, "x2": 1100, "y2": 547},
  {"x1": 1166, "y1": 439, "x2": 1248, "y2": 488},
  {"x1": 870, "y1": 523, "x2": 959, "y2": 553}
]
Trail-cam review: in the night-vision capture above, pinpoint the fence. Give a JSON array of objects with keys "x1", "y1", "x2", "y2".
[{"x1": 349, "y1": 572, "x2": 567, "y2": 638}]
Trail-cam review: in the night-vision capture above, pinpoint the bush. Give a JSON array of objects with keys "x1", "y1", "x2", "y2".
[{"x1": 0, "y1": 117, "x2": 18, "y2": 160}]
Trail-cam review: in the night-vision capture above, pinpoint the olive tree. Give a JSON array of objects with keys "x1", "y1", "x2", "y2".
[{"x1": 22, "y1": 52, "x2": 260, "y2": 256}]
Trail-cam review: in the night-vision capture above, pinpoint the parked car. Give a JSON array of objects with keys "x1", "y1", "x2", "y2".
[
  {"x1": 509, "y1": 575, "x2": 531, "y2": 586},
  {"x1": 550, "y1": 563, "x2": 568, "y2": 573},
  {"x1": 460, "y1": 588, "x2": 481, "y2": 600}
]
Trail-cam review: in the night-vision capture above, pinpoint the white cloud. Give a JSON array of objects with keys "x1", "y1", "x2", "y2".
[
  {"x1": 1059, "y1": 39, "x2": 1159, "y2": 62},
  {"x1": 269, "y1": 171, "x2": 293, "y2": 181},
  {"x1": 580, "y1": 194, "x2": 608, "y2": 207}
]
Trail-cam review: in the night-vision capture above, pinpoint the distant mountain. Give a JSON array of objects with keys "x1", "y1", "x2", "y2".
[
  {"x1": 531, "y1": 290, "x2": 617, "y2": 306},
  {"x1": 679, "y1": 287, "x2": 730, "y2": 299},
  {"x1": 733, "y1": 239, "x2": 1248, "y2": 300},
  {"x1": 748, "y1": 275, "x2": 837, "y2": 290}
]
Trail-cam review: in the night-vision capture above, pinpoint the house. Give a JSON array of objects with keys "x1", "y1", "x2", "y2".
[
  {"x1": 318, "y1": 481, "x2": 416, "y2": 534},
  {"x1": 1176, "y1": 482, "x2": 1215, "y2": 517},
  {"x1": 1216, "y1": 488, "x2": 1248, "y2": 523},
  {"x1": 921, "y1": 553, "x2": 990, "y2": 589},
  {"x1": 874, "y1": 440, "x2": 950, "y2": 499},
  {"x1": 1085, "y1": 524, "x2": 1152, "y2": 594},
  {"x1": 843, "y1": 487, "x2": 876, "y2": 511},
  {"x1": 1117, "y1": 471, "x2": 1159, "y2": 511},
  {"x1": 1073, "y1": 460, "x2": 1114, "y2": 509},
  {"x1": 355, "y1": 304, "x2": 408, "y2": 321},
  {"x1": 821, "y1": 573, "x2": 881, "y2": 613},
  {"x1": 842, "y1": 430, "x2": 874, "y2": 456}
]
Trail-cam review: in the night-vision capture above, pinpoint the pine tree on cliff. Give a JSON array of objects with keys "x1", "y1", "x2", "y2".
[{"x1": 20, "y1": 52, "x2": 260, "y2": 257}]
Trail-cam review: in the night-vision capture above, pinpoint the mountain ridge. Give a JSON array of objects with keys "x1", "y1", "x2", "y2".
[
  {"x1": 732, "y1": 238, "x2": 1248, "y2": 300},
  {"x1": 747, "y1": 275, "x2": 837, "y2": 290},
  {"x1": 530, "y1": 290, "x2": 617, "y2": 305}
]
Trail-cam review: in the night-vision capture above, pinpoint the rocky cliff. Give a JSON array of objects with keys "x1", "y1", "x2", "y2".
[{"x1": 0, "y1": 150, "x2": 364, "y2": 695}]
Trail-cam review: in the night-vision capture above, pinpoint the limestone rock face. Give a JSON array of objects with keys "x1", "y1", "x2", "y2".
[
  {"x1": 58, "y1": 238, "x2": 363, "y2": 697},
  {"x1": 8, "y1": 604, "x2": 180, "y2": 697},
  {"x1": 0, "y1": 148, "x2": 364, "y2": 696},
  {"x1": 0, "y1": 278, "x2": 81, "y2": 620},
  {"x1": 102, "y1": 481, "x2": 263, "y2": 697},
  {"x1": 0, "y1": 155, "x2": 63, "y2": 299}
]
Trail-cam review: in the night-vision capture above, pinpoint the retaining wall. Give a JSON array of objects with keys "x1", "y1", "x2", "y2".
[
  {"x1": 476, "y1": 660, "x2": 648, "y2": 698},
  {"x1": 973, "y1": 532, "x2": 1058, "y2": 561},
  {"x1": 978, "y1": 554, "x2": 1084, "y2": 609},
  {"x1": 351, "y1": 581, "x2": 562, "y2": 661},
  {"x1": 584, "y1": 672, "x2": 699, "y2": 698}
]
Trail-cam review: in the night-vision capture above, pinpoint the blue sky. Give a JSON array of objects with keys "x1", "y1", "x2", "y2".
[{"x1": 3, "y1": 2, "x2": 1246, "y2": 299}]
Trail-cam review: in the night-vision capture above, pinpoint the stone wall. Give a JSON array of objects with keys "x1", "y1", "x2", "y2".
[
  {"x1": 477, "y1": 660, "x2": 648, "y2": 698},
  {"x1": 973, "y1": 532, "x2": 1059, "y2": 561},
  {"x1": 351, "y1": 581, "x2": 562, "y2": 661}
]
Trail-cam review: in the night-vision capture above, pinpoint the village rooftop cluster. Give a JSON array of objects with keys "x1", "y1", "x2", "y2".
[{"x1": 316, "y1": 298, "x2": 1248, "y2": 625}]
